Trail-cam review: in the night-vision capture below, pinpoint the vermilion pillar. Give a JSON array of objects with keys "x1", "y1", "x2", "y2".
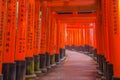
[
  {"x1": 15, "y1": 0, "x2": 27, "y2": 80},
  {"x1": 66, "y1": 29, "x2": 70, "y2": 46},
  {"x1": 76, "y1": 29, "x2": 79, "y2": 47},
  {"x1": 81, "y1": 26, "x2": 85, "y2": 51},
  {"x1": 78, "y1": 28, "x2": 83, "y2": 51},
  {"x1": 56, "y1": 20, "x2": 61, "y2": 63},
  {"x1": 85, "y1": 26, "x2": 89, "y2": 45},
  {"x1": 34, "y1": 0, "x2": 41, "y2": 74},
  {"x1": 53, "y1": 20, "x2": 58, "y2": 64},
  {"x1": 82, "y1": 26, "x2": 86, "y2": 48},
  {"x1": 95, "y1": 6, "x2": 106, "y2": 75},
  {"x1": 73, "y1": 29, "x2": 77, "y2": 46},
  {"x1": 100, "y1": 0, "x2": 113, "y2": 79},
  {"x1": 59, "y1": 23, "x2": 66, "y2": 60},
  {"x1": 95, "y1": 0, "x2": 113, "y2": 79},
  {"x1": 108, "y1": 0, "x2": 120, "y2": 79},
  {"x1": 66, "y1": 28, "x2": 74, "y2": 47},
  {"x1": 70, "y1": 29, "x2": 73, "y2": 46},
  {"x1": 49, "y1": 15, "x2": 55, "y2": 65},
  {"x1": 40, "y1": 1, "x2": 47, "y2": 72},
  {"x1": 0, "y1": 0, "x2": 5, "y2": 79},
  {"x1": 26, "y1": 0, "x2": 36, "y2": 78},
  {"x1": 84, "y1": 25, "x2": 90, "y2": 52},
  {"x1": 93, "y1": 26, "x2": 97, "y2": 50},
  {"x1": 45, "y1": 7, "x2": 51, "y2": 69},
  {"x1": 2, "y1": 0, "x2": 17, "y2": 80}
]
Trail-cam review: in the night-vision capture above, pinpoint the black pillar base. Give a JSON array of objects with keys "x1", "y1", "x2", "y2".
[
  {"x1": 34, "y1": 55, "x2": 40, "y2": 72},
  {"x1": 63, "y1": 48, "x2": 66, "y2": 57},
  {"x1": 96, "y1": 54, "x2": 114, "y2": 80},
  {"x1": 55, "y1": 54, "x2": 60, "y2": 64},
  {"x1": 46, "y1": 52, "x2": 51, "y2": 69},
  {"x1": 2, "y1": 63, "x2": 16, "y2": 80},
  {"x1": 84, "y1": 45, "x2": 89, "y2": 52},
  {"x1": 26, "y1": 57, "x2": 34, "y2": 75},
  {"x1": 96, "y1": 54, "x2": 104, "y2": 76},
  {"x1": 96, "y1": 54, "x2": 99, "y2": 63},
  {"x1": 78, "y1": 46, "x2": 82, "y2": 51},
  {"x1": 16, "y1": 60, "x2": 26, "y2": 80},
  {"x1": 98, "y1": 55, "x2": 104, "y2": 72},
  {"x1": 0, "y1": 74, "x2": 3, "y2": 80},
  {"x1": 65, "y1": 45, "x2": 69, "y2": 49},
  {"x1": 94, "y1": 49, "x2": 97, "y2": 57},
  {"x1": 25, "y1": 57, "x2": 36, "y2": 80},
  {"x1": 102, "y1": 57, "x2": 106, "y2": 76},
  {"x1": 113, "y1": 78, "x2": 120, "y2": 80},
  {"x1": 60, "y1": 48, "x2": 66, "y2": 59},
  {"x1": 50, "y1": 55, "x2": 56, "y2": 68},
  {"x1": 34, "y1": 55, "x2": 42, "y2": 76},
  {"x1": 106, "y1": 63, "x2": 113, "y2": 80},
  {"x1": 39, "y1": 54, "x2": 47, "y2": 73},
  {"x1": 92, "y1": 49, "x2": 97, "y2": 61},
  {"x1": 60, "y1": 48, "x2": 63, "y2": 59}
]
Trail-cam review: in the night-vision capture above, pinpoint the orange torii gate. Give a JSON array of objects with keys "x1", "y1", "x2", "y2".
[
  {"x1": 67, "y1": 26, "x2": 82, "y2": 46},
  {"x1": 66, "y1": 23, "x2": 96, "y2": 51},
  {"x1": 56, "y1": 13, "x2": 96, "y2": 51},
  {"x1": 66, "y1": 29, "x2": 74, "y2": 46},
  {"x1": 1, "y1": 0, "x2": 120, "y2": 80}
]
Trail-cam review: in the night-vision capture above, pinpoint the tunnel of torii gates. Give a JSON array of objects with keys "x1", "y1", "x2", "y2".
[{"x1": 0, "y1": 0, "x2": 120, "y2": 80}]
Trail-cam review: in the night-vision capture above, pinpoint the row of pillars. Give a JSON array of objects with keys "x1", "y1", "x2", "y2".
[
  {"x1": 64, "y1": 0, "x2": 120, "y2": 79},
  {"x1": 66, "y1": 24, "x2": 96, "y2": 52},
  {"x1": 0, "y1": 0, "x2": 66, "y2": 80},
  {"x1": 95, "y1": 0, "x2": 120, "y2": 80}
]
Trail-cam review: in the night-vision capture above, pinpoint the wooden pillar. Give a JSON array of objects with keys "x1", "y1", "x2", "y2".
[
  {"x1": 99, "y1": 0, "x2": 113, "y2": 79},
  {"x1": 0, "y1": 0, "x2": 6, "y2": 79},
  {"x1": 58, "y1": 23, "x2": 66, "y2": 60},
  {"x1": 82, "y1": 26, "x2": 86, "y2": 48},
  {"x1": 75, "y1": 29, "x2": 78, "y2": 47},
  {"x1": 49, "y1": 12, "x2": 56, "y2": 66},
  {"x1": 2, "y1": 0, "x2": 17, "y2": 80},
  {"x1": 34, "y1": 0, "x2": 41, "y2": 75},
  {"x1": 108, "y1": 0, "x2": 120, "y2": 79},
  {"x1": 45, "y1": 7, "x2": 51, "y2": 69},
  {"x1": 93, "y1": 24, "x2": 97, "y2": 49},
  {"x1": 39, "y1": 1, "x2": 47, "y2": 72},
  {"x1": 80, "y1": 26, "x2": 85, "y2": 51},
  {"x1": 15, "y1": 0, "x2": 27, "y2": 80},
  {"x1": 73, "y1": 29, "x2": 76, "y2": 46},
  {"x1": 66, "y1": 29, "x2": 70, "y2": 46},
  {"x1": 78, "y1": 28, "x2": 83, "y2": 51},
  {"x1": 54, "y1": 20, "x2": 59, "y2": 64},
  {"x1": 56, "y1": 20, "x2": 61, "y2": 63},
  {"x1": 57, "y1": 21, "x2": 65, "y2": 61},
  {"x1": 84, "y1": 24, "x2": 90, "y2": 52},
  {"x1": 25, "y1": 0, "x2": 36, "y2": 78}
]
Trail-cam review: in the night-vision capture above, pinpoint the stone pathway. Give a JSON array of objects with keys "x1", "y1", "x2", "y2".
[{"x1": 39, "y1": 50, "x2": 98, "y2": 80}]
